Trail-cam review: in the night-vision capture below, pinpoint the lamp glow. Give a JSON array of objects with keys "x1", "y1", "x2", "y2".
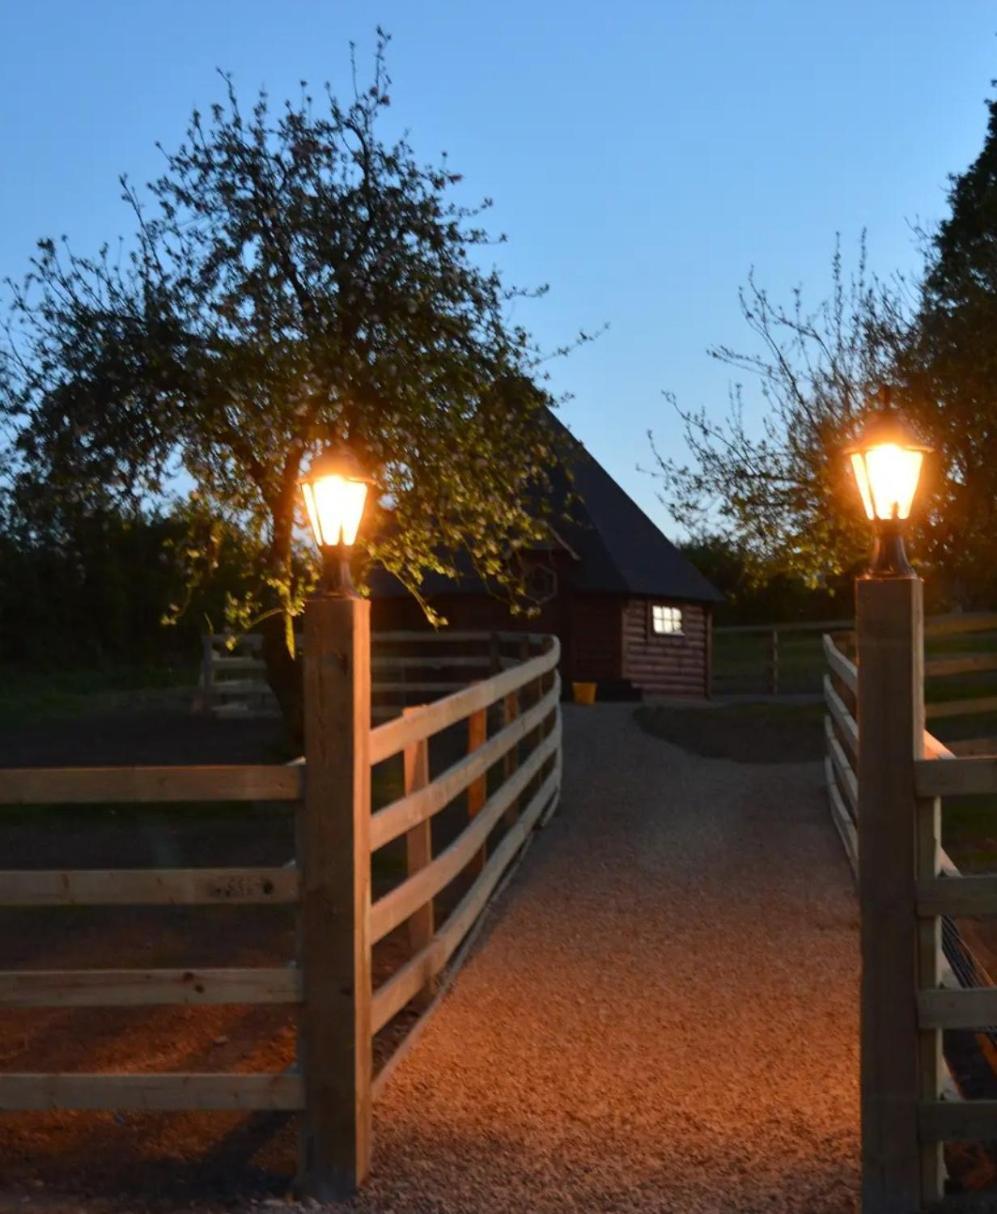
[
  {"x1": 299, "y1": 447, "x2": 372, "y2": 597},
  {"x1": 301, "y1": 475, "x2": 368, "y2": 547},
  {"x1": 845, "y1": 399, "x2": 931, "y2": 578}
]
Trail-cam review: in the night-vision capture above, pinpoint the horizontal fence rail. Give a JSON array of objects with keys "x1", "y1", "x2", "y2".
[
  {"x1": 715, "y1": 609, "x2": 997, "y2": 698},
  {"x1": 0, "y1": 625, "x2": 564, "y2": 1196},
  {"x1": 200, "y1": 628, "x2": 548, "y2": 721}
]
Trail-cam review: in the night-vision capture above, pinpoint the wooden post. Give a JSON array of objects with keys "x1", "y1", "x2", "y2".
[
  {"x1": 768, "y1": 627, "x2": 779, "y2": 695},
  {"x1": 857, "y1": 575, "x2": 935, "y2": 1212},
  {"x1": 403, "y1": 707, "x2": 435, "y2": 1007},
  {"x1": 502, "y1": 689, "x2": 520, "y2": 827},
  {"x1": 299, "y1": 595, "x2": 372, "y2": 1199},
  {"x1": 467, "y1": 707, "x2": 487, "y2": 872}
]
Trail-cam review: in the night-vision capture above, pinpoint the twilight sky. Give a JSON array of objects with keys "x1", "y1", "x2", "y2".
[{"x1": 1, "y1": 1, "x2": 994, "y2": 532}]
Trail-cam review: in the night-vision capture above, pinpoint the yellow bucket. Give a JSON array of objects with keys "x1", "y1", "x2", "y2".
[{"x1": 572, "y1": 681, "x2": 597, "y2": 706}]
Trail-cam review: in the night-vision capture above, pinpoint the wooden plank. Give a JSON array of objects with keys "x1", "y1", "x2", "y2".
[
  {"x1": 371, "y1": 681, "x2": 467, "y2": 694},
  {"x1": 299, "y1": 595, "x2": 372, "y2": 1198},
  {"x1": 466, "y1": 708, "x2": 488, "y2": 874},
  {"x1": 918, "y1": 874, "x2": 997, "y2": 916},
  {"x1": 717, "y1": 617, "x2": 853, "y2": 635},
  {"x1": 369, "y1": 638, "x2": 560, "y2": 764},
  {"x1": 213, "y1": 656, "x2": 266, "y2": 671},
  {"x1": 371, "y1": 656, "x2": 490, "y2": 670},
  {"x1": 210, "y1": 633, "x2": 264, "y2": 650},
  {"x1": 948, "y1": 736, "x2": 997, "y2": 757},
  {"x1": 925, "y1": 694, "x2": 997, "y2": 721},
  {"x1": 918, "y1": 1099, "x2": 997, "y2": 1142},
  {"x1": 918, "y1": 987, "x2": 997, "y2": 1029},
  {"x1": 370, "y1": 725, "x2": 561, "y2": 945},
  {"x1": 925, "y1": 652, "x2": 997, "y2": 679},
  {"x1": 0, "y1": 765, "x2": 303, "y2": 806},
  {"x1": 369, "y1": 682, "x2": 559, "y2": 851},
  {"x1": 0, "y1": 1072, "x2": 303, "y2": 1111},
  {"x1": 825, "y1": 717, "x2": 858, "y2": 816},
  {"x1": 209, "y1": 678, "x2": 272, "y2": 695},
  {"x1": 823, "y1": 632, "x2": 858, "y2": 694},
  {"x1": 924, "y1": 611, "x2": 997, "y2": 638},
  {"x1": 371, "y1": 764, "x2": 560, "y2": 1034},
  {"x1": 402, "y1": 709, "x2": 434, "y2": 1010},
  {"x1": 0, "y1": 867, "x2": 300, "y2": 906},
  {"x1": 502, "y1": 689, "x2": 520, "y2": 826},
  {"x1": 856, "y1": 575, "x2": 923, "y2": 1211},
  {"x1": 375, "y1": 630, "x2": 504, "y2": 644},
  {"x1": 916, "y1": 750, "x2": 945, "y2": 1198},
  {"x1": 826, "y1": 758, "x2": 858, "y2": 877},
  {"x1": 914, "y1": 756, "x2": 997, "y2": 797},
  {"x1": 824, "y1": 675, "x2": 859, "y2": 759},
  {"x1": 0, "y1": 968, "x2": 301, "y2": 1007}
]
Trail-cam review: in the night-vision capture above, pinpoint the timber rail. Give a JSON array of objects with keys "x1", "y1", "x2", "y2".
[
  {"x1": 199, "y1": 628, "x2": 546, "y2": 719},
  {"x1": 0, "y1": 630, "x2": 562, "y2": 1195}
]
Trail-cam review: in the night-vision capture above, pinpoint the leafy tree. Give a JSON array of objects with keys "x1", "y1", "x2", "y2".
[
  {"x1": 902, "y1": 94, "x2": 997, "y2": 605},
  {"x1": 678, "y1": 533, "x2": 853, "y2": 624},
  {"x1": 649, "y1": 239, "x2": 913, "y2": 589},
  {"x1": 0, "y1": 35, "x2": 578, "y2": 730}
]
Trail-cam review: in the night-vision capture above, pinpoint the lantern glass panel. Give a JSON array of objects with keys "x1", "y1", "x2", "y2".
[
  {"x1": 850, "y1": 444, "x2": 923, "y2": 521},
  {"x1": 301, "y1": 475, "x2": 368, "y2": 546}
]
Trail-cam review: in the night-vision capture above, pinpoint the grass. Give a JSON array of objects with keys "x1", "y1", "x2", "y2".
[{"x1": 0, "y1": 662, "x2": 197, "y2": 727}]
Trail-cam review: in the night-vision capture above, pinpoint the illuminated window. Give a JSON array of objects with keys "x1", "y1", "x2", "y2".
[{"x1": 651, "y1": 604, "x2": 683, "y2": 636}]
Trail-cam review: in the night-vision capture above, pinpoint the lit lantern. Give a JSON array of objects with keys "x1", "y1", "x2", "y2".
[
  {"x1": 299, "y1": 447, "x2": 372, "y2": 596},
  {"x1": 846, "y1": 396, "x2": 931, "y2": 577}
]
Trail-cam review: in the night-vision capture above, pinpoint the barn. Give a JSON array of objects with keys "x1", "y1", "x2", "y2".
[{"x1": 371, "y1": 426, "x2": 723, "y2": 699}]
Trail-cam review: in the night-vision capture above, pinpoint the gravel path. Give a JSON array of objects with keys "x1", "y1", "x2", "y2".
[{"x1": 354, "y1": 704, "x2": 860, "y2": 1213}]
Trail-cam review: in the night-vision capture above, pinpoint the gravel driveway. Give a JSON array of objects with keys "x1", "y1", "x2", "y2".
[{"x1": 354, "y1": 703, "x2": 860, "y2": 1214}]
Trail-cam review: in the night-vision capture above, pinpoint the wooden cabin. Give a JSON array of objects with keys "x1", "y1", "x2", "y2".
[{"x1": 371, "y1": 426, "x2": 722, "y2": 699}]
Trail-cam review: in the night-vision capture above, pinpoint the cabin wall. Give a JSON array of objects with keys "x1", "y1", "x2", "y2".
[
  {"x1": 621, "y1": 599, "x2": 708, "y2": 697},
  {"x1": 566, "y1": 595, "x2": 623, "y2": 682}
]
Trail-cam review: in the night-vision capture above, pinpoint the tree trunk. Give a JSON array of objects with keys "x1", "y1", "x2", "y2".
[
  {"x1": 261, "y1": 479, "x2": 305, "y2": 748},
  {"x1": 262, "y1": 611, "x2": 303, "y2": 748}
]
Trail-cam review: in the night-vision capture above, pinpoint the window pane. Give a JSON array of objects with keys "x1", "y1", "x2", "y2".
[{"x1": 651, "y1": 604, "x2": 683, "y2": 634}]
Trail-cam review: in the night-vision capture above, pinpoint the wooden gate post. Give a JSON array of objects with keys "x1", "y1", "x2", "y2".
[
  {"x1": 299, "y1": 594, "x2": 372, "y2": 1199},
  {"x1": 857, "y1": 573, "x2": 941, "y2": 1211},
  {"x1": 403, "y1": 707, "x2": 435, "y2": 1008}
]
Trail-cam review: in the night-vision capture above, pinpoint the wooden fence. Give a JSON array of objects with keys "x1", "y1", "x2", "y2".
[
  {"x1": 714, "y1": 617, "x2": 854, "y2": 695},
  {"x1": 199, "y1": 629, "x2": 546, "y2": 719},
  {"x1": 823, "y1": 604, "x2": 997, "y2": 1211},
  {"x1": 0, "y1": 625, "x2": 562, "y2": 1198}
]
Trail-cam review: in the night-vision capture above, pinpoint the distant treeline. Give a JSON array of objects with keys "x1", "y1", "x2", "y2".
[
  {"x1": 678, "y1": 534, "x2": 941, "y2": 626},
  {"x1": 0, "y1": 507, "x2": 250, "y2": 671}
]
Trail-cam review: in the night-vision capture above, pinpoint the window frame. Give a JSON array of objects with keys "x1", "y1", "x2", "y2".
[{"x1": 648, "y1": 602, "x2": 684, "y2": 639}]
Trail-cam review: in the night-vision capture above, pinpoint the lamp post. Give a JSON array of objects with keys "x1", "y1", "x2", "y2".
[
  {"x1": 297, "y1": 446, "x2": 373, "y2": 1199},
  {"x1": 847, "y1": 392, "x2": 942, "y2": 1211}
]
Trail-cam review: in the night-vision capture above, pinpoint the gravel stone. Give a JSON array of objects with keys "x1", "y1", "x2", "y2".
[{"x1": 351, "y1": 704, "x2": 860, "y2": 1213}]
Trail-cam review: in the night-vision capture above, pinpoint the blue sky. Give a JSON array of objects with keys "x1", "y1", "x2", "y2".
[{"x1": 1, "y1": 1, "x2": 994, "y2": 533}]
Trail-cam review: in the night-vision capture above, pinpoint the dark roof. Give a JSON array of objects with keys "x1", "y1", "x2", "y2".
[
  {"x1": 370, "y1": 415, "x2": 723, "y2": 605},
  {"x1": 546, "y1": 419, "x2": 723, "y2": 603}
]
